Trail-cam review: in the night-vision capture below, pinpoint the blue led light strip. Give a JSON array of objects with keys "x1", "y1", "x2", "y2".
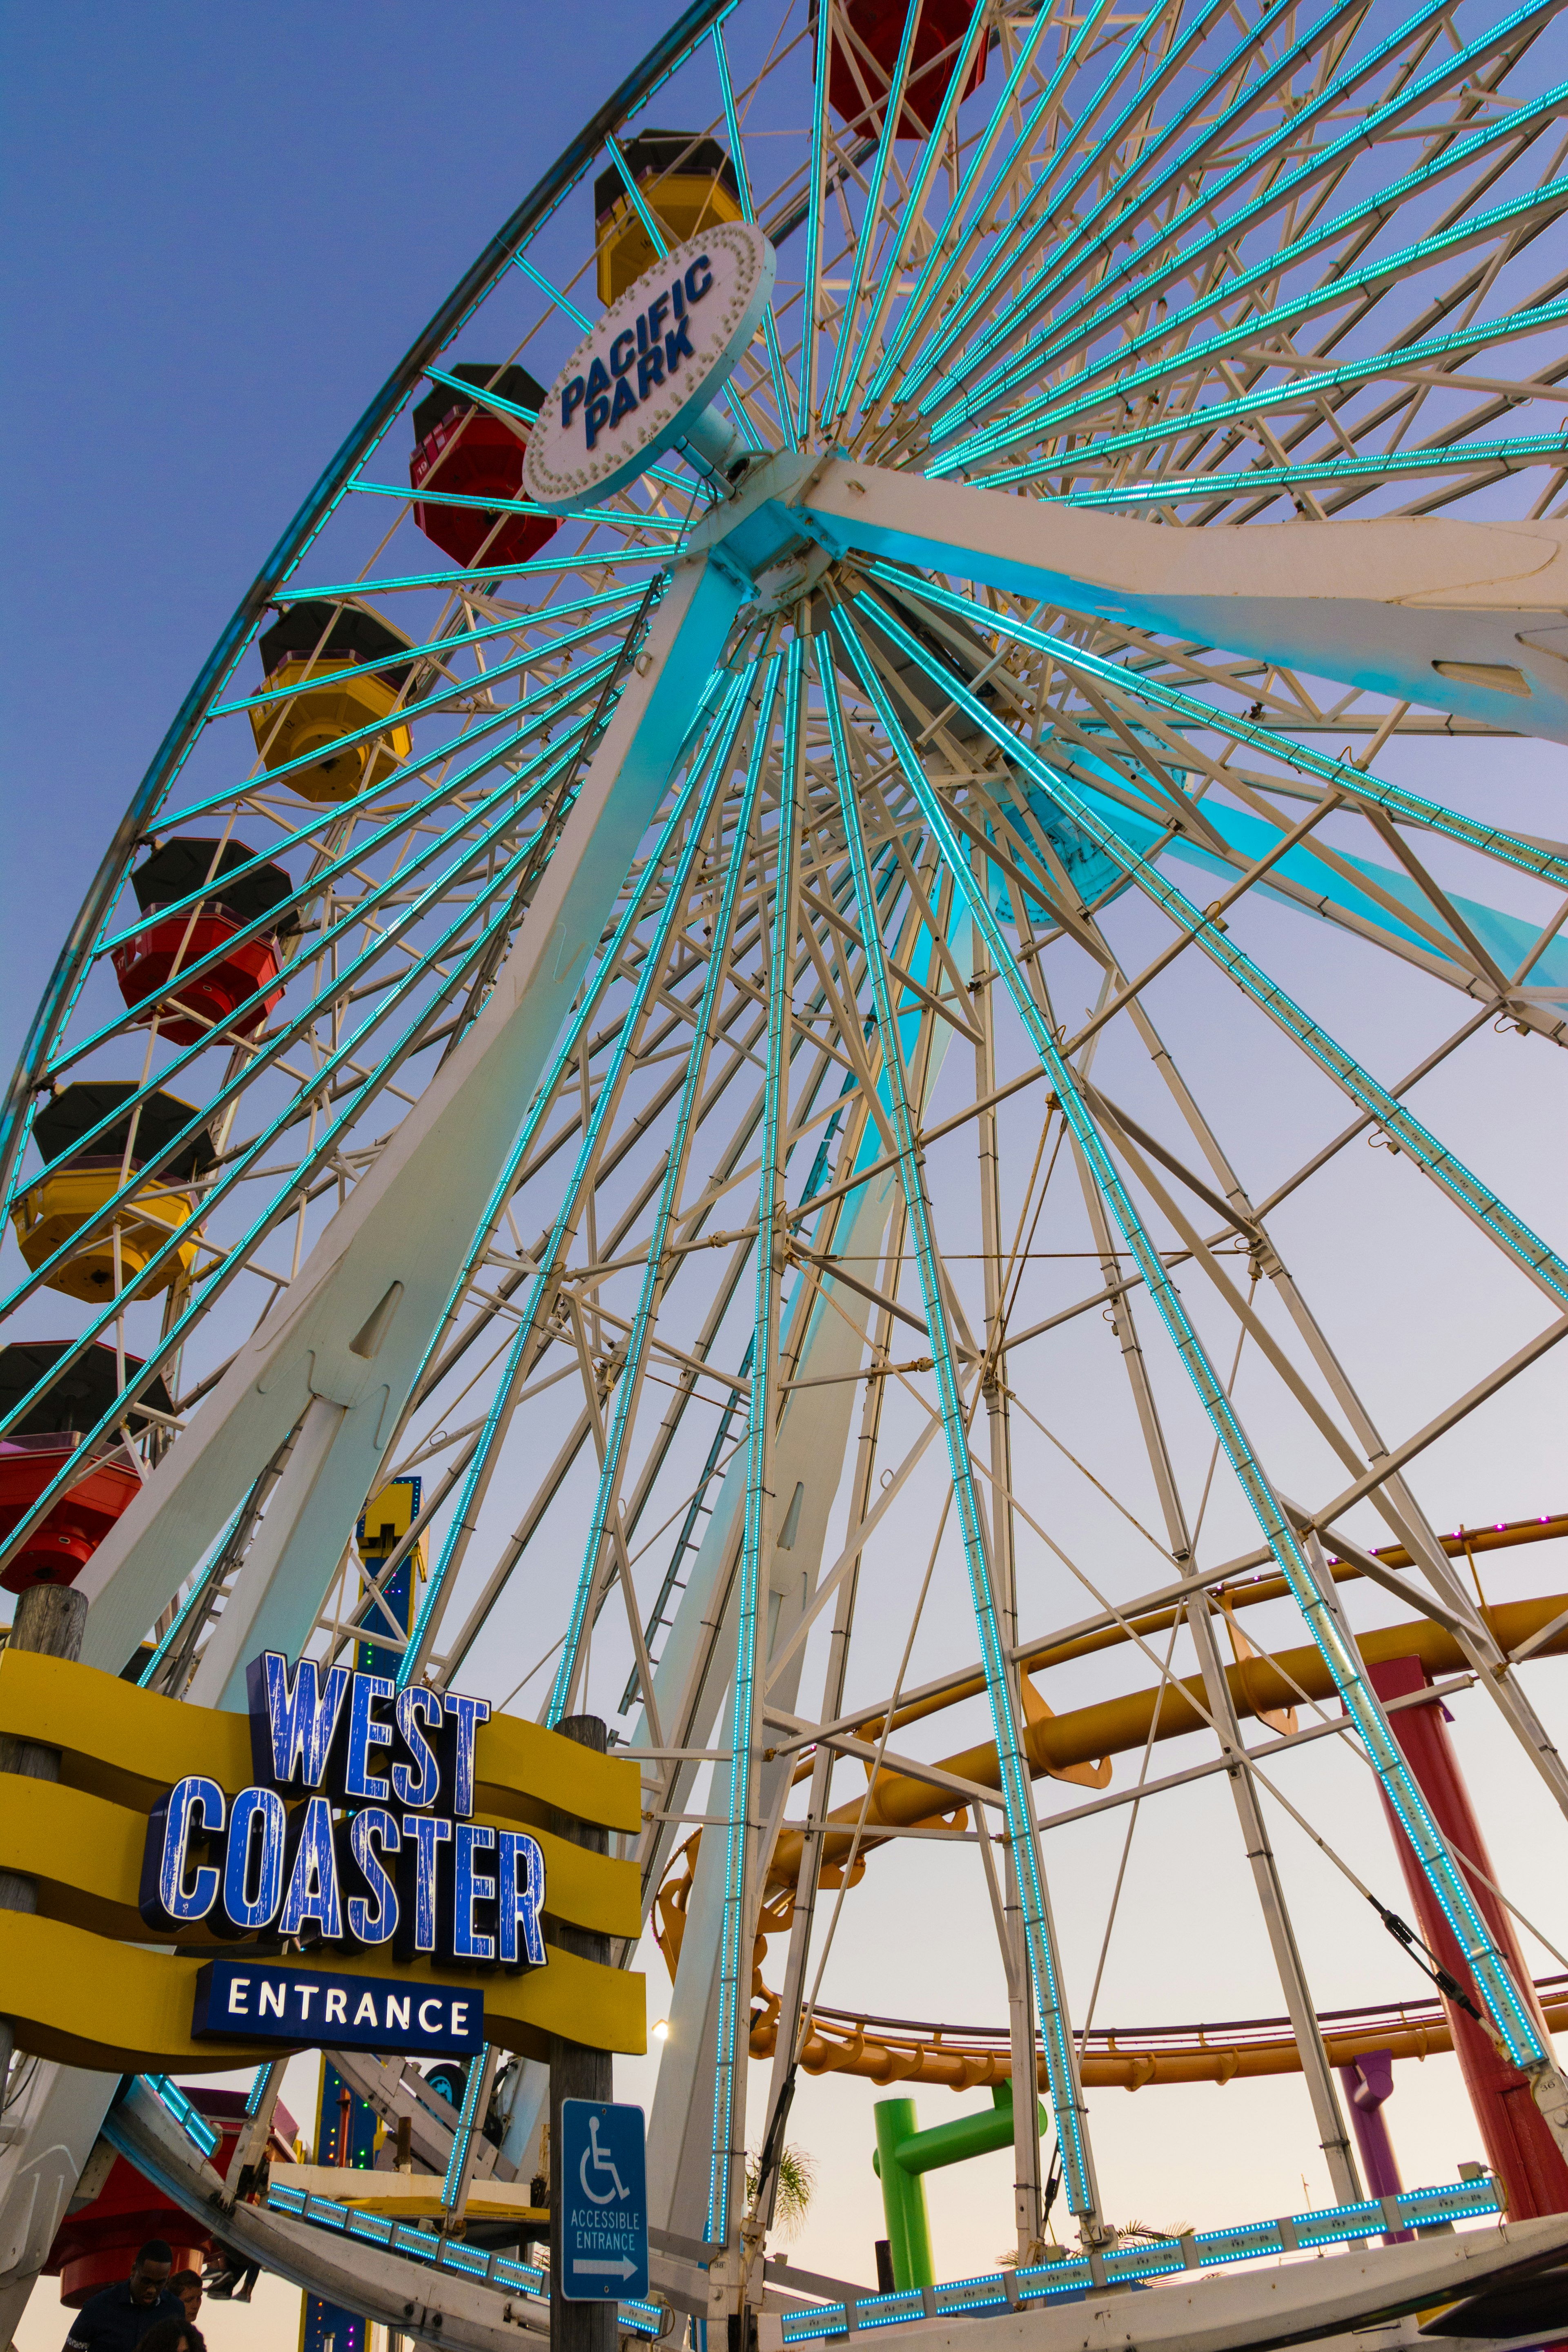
[
  {"x1": 295, "y1": 548, "x2": 670, "y2": 603},
  {"x1": 706, "y1": 639, "x2": 805, "y2": 2249},
  {"x1": 713, "y1": 24, "x2": 795, "y2": 444},
  {"x1": 860, "y1": 0, "x2": 1105, "y2": 414},
  {"x1": 818, "y1": 0, "x2": 925, "y2": 431},
  {"x1": 264, "y1": 2184, "x2": 663, "y2": 2328},
  {"x1": 835, "y1": 595, "x2": 1549, "y2": 2071},
  {"x1": 540, "y1": 666, "x2": 762, "y2": 1723},
  {"x1": 422, "y1": 363, "x2": 538, "y2": 425},
  {"x1": 771, "y1": 2176, "x2": 1504, "y2": 2340},
  {"x1": 514, "y1": 252, "x2": 593, "y2": 334},
  {"x1": 863, "y1": 567, "x2": 1568, "y2": 901},
  {"x1": 352, "y1": 478, "x2": 689, "y2": 533},
  {"x1": 1046, "y1": 429, "x2": 1568, "y2": 508},
  {"x1": 441, "y1": 2051, "x2": 491, "y2": 2210},
  {"x1": 797, "y1": 2, "x2": 832, "y2": 442},
  {"x1": 606, "y1": 129, "x2": 675, "y2": 265},
  {"x1": 143, "y1": 2076, "x2": 220, "y2": 2157},
  {"x1": 562, "y1": 651, "x2": 784, "y2": 1732},
  {"x1": 404, "y1": 667, "x2": 753, "y2": 1698},
  {"x1": 817, "y1": 634, "x2": 1100, "y2": 2221},
  {"x1": 913, "y1": 0, "x2": 1530, "y2": 428}
]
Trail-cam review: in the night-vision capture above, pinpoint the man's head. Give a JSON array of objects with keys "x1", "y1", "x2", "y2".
[
  {"x1": 169, "y1": 2272, "x2": 202, "y2": 2324},
  {"x1": 129, "y1": 2242, "x2": 174, "y2": 2305}
]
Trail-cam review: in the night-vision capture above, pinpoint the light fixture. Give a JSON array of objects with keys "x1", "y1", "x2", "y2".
[{"x1": 653, "y1": 2018, "x2": 670, "y2": 2041}]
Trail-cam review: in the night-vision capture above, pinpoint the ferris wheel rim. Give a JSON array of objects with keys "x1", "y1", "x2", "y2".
[
  {"x1": 3, "y1": 0, "x2": 1566, "y2": 2277},
  {"x1": 0, "y1": 0, "x2": 740, "y2": 1216}
]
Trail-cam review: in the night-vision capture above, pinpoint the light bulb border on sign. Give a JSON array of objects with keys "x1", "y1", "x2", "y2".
[{"x1": 523, "y1": 221, "x2": 776, "y2": 512}]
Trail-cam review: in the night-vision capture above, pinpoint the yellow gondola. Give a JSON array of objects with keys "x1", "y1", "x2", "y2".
[
  {"x1": 11, "y1": 1084, "x2": 214, "y2": 1303},
  {"x1": 594, "y1": 130, "x2": 742, "y2": 304},
  {"x1": 249, "y1": 600, "x2": 420, "y2": 804}
]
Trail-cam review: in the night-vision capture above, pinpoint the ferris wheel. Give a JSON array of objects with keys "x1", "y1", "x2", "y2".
[{"x1": 4, "y1": 0, "x2": 1568, "y2": 2315}]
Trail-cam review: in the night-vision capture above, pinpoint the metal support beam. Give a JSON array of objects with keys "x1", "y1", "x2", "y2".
[
  {"x1": 71, "y1": 555, "x2": 744, "y2": 1702},
  {"x1": 777, "y1": 457, "x2": 1568, "y2": 740}
]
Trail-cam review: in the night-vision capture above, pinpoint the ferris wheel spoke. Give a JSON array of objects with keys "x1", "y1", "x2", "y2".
[
  {"x1": 854, "y1": 583, "x2": 1568, "y2": 1318},
  {"x1": 995, "y1": 979, "x2": 1367, "y2": 2196},
  {"x1": 818, "y1": 624, "x2": 1107, "y2": 2227},
  {"x1": 860, "y1": 0, "x2": 1095, "y2": 421},
  {"x1": 554, "y1": 650, "x2": 786, "y2": 1737},
  {"x1": 1109, "y1": 977, "x2": 1568, "y2": 1815},
  {"x1": 400, "y1": 670, "x2": 758, "y2": 1691},
  {"x1": 820, "y1": 0, "x2": 991, "y2": 437},
  {"x1": 971, "y1": 286, "x2": 1568, "y2": 491},
  {"x1": 917, "y1": 0, "x2": 1529, "y2": 430},
  {"x1": 834, "y1": 591, "x2": 1559, "y2": 2085}
]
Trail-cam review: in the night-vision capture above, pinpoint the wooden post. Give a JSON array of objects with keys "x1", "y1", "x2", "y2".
[
  {"x1": 0, "y1": 1583, "x2": 88, "y2": 2085},
  {"x1": 549, "y1": 1715, "x2": 615, "y2": 2352}
]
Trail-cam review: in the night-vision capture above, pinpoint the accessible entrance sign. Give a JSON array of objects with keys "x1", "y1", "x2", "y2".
[{"x1": 560, "y1": 2099, "x2": 648, "y2": 2300}]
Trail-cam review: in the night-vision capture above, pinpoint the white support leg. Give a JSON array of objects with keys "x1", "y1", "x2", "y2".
[{"x1": 72, "y1": 555, "x2": 746, "y2": 1703}]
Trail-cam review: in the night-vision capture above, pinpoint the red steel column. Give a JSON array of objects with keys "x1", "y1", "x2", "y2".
[{"x1": 1367, "y1": 1655, "x2": 1568, "y2": 2218}]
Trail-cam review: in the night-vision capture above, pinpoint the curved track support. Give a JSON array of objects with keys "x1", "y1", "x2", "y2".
[{"x1": 104, "y1": 2080, "x2": 548, "y2": 2350}]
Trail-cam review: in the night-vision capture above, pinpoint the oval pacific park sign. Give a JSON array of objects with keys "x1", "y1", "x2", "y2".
[{"x1": 523, "y1": 220, "x2": 775, "y2": 511}]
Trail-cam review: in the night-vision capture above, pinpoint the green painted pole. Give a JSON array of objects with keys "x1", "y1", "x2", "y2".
[
  {"x1": 872, "y1": 2098, "x2": 933, "y2": 2289},
  {"x1": 873, "y1": 2085, "x2": 1052, "y2": 2289}
]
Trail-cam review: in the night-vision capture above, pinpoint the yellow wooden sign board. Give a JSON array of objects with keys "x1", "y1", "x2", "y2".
[{"x1": 0, "y1": 1649, "x2": 645, "y2": 2072}]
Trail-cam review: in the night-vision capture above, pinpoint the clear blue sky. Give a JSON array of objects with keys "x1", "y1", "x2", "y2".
[{"x1": 0, "y1": 0, "x2": 671, "y2": 1065}]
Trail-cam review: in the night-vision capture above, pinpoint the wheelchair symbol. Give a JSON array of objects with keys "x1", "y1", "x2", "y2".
[{"x1": 579, "y1": 2114, "x2": 629, "y2": 2205}]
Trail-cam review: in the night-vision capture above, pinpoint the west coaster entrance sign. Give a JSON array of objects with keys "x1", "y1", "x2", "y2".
[
  {"x1": 523, "y1": 220, "x2": 775, "y2": 511},
  {"x1": 0, "y1": 1641, "x2": 644, "y2": 2073},
  {"x1": 133, "y1": 1653, "x2": 547, "y2": 2053},
  {"x1": 141, "y1": 1653, "x2": 547, "y2": 1977}
]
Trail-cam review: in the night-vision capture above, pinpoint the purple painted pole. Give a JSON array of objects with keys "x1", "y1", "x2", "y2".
[{"x1": 1338, "y1": 2051, "x2": 1411, "y2": 2243}]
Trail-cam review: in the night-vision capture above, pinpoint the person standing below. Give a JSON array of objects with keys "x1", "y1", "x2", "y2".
[
  {"x1": 63, "y1": 2240, "x2": 184, "y2": 2352},
  {"x1": 166, "y1": 2274, "x2": 203, "y2": 2334}
]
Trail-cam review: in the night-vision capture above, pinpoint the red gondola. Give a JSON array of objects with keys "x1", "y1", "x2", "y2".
[
  {"x1": 45, "y1": 2086, "x2": 296, "y2": 2305},
  {"x1": 410, "y1": 363, "x2": 558, "y2": 572},
  {"x1": 0, "y1": 1342, "x2": 172, "y2": 1592},
  {"x1": 111, "y1": 836, "x2": 298, "y2": 1047},
  {"x1": 828, "y1": 0, "x2": 985, "y2": 138}
]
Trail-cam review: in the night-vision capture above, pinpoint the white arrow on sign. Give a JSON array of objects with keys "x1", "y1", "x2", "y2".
[{"x1": 573, "y1": 2256, "x2": 639, "y2": 2280}]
